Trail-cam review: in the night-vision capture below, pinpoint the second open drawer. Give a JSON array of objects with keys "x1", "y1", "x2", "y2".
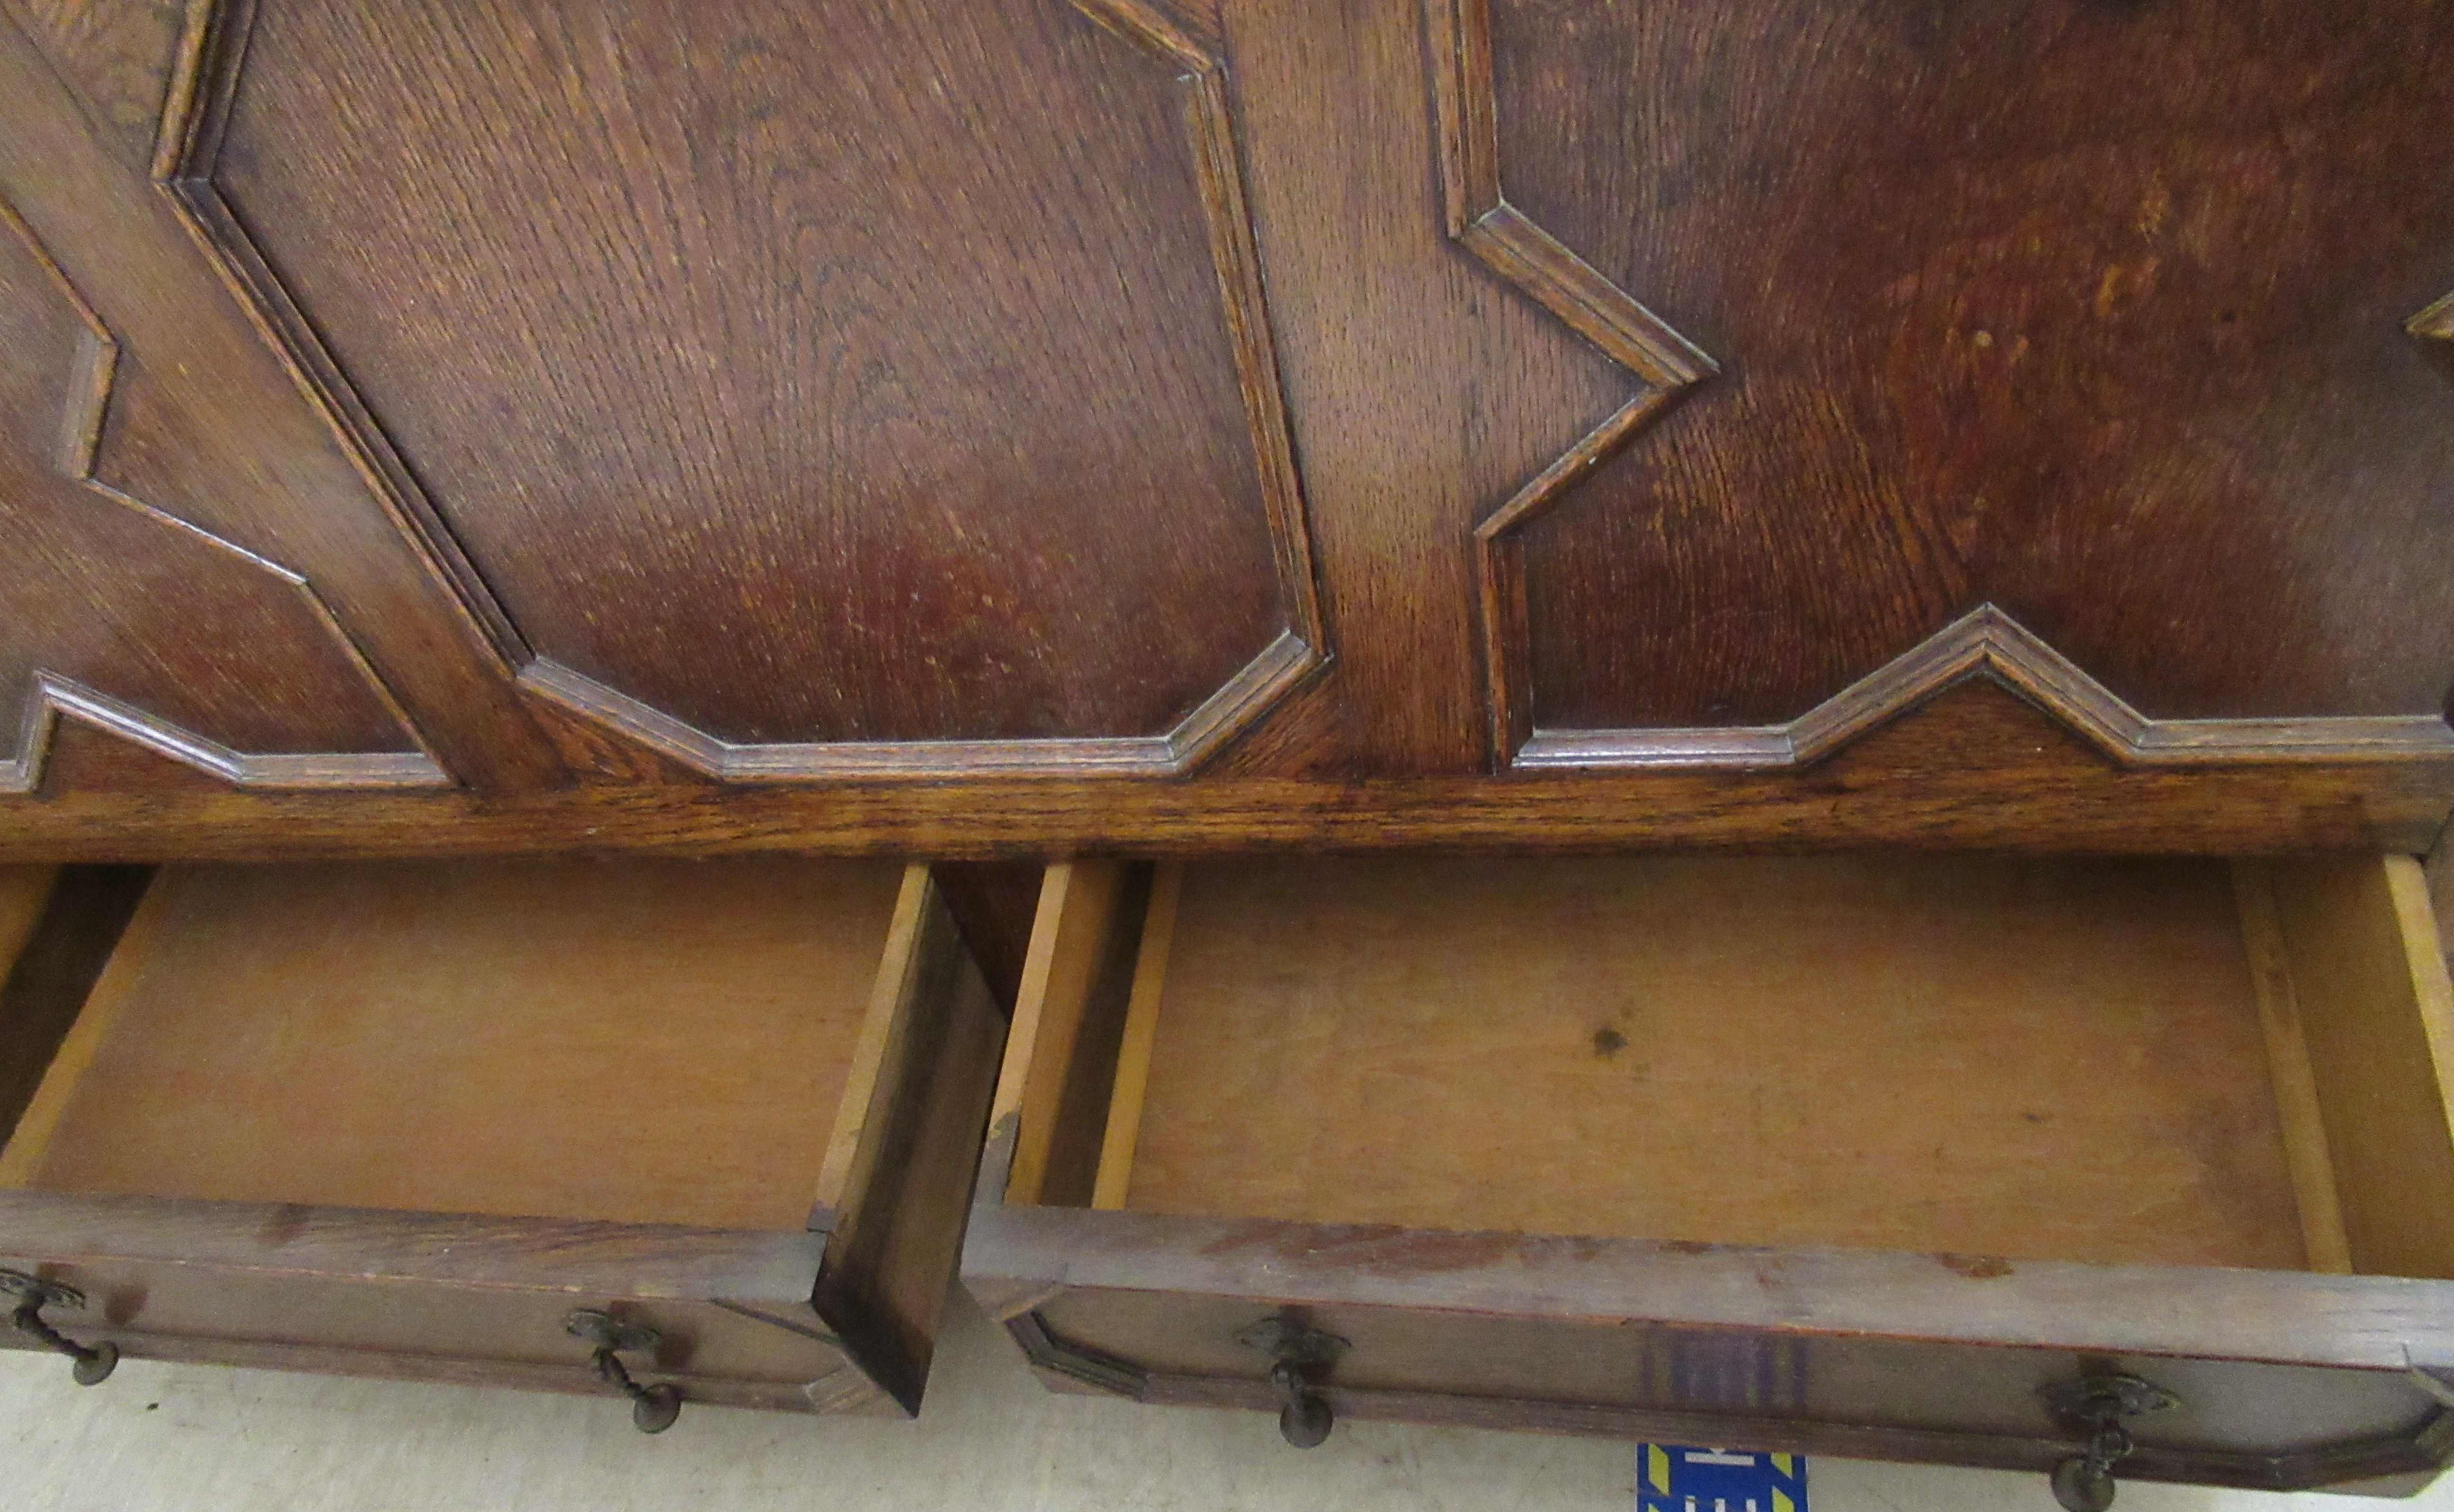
[
  {"x1": 964, "y1": 853, "x2": 2454, "y2": 1501},
  {"x1": 0, "y1": 857, "x2": 1002, "y2": 1426}
]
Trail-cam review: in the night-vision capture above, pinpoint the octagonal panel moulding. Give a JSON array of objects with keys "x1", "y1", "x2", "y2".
[{"x1": 161, "y1": 0, "x2": 1324, "y2": 780}]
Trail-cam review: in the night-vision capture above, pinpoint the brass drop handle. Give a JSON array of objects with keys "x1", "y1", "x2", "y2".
[
  {"x1": 0, "y1": 1269, "x2": 118, "y2": 1386},
  {"x1": 564, "y1": 1309, "x2": 683, "y2": 1433},
  {"x1": 1236, "y1": 1312, "x2": 1347, "y2": 1449},
  {"x1": 2040, "y1": 1372, "x2": 2178, "y2": 1512}
]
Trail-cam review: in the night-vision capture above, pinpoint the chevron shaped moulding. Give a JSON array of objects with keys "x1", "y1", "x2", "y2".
[{"x1": 1513, "y1": 604, "x2": 2454, "y2": 771}]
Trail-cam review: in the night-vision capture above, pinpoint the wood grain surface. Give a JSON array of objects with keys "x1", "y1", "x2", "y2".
[
  {"x1": 0, "y1": 6, "x2": 563, "y2": 791},
  {"x1": 1115, "y1": 854, "x2": 2310, "y2": 1268},
  {"x1": 968, "y1": 1198, "x2": 2454, "y2": 1486},
  {"x1": 4, "y1": 681, "x2": 2450, "y2": 859},
  {"x1": 0, "y1": 186, "x2": 436, "y2": 790},
  {"x1": 6, "y1": 0, "x2": 2454, "y2": 848},
  {"x1": 2267, "y1": 856, "x2": 2454, "y2": 1280},
  {"x1": 6, "y1": 857, "x2": 904, "y2": 1229},
  {"x1": 11, "y1": 0, "x2": 185, "y2": 172},
  {"x1": 196, "y1": 0, "x2": 1315, "y2": 767},
  {"x1": 0, "y1": 1190, "x2": 857, "y2": 1410},
  {"x1": 1460, "y1": 0, "x2": 2454, "y2": 752},
  {"x1": 813, "y1": 874, "x2": 1007, "y2": 1412}
]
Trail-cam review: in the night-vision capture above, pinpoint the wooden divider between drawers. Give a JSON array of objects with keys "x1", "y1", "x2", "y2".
[
  {"x1": 1093, "y1": 862, "x2": 1182, "y2": 1211},
  {"x1": 2234, "y1": 863, "x2": 2356, "y2": 1273},
  {"x1": 989, "y1": 861, "x2": 1147, "y2": 1208}
]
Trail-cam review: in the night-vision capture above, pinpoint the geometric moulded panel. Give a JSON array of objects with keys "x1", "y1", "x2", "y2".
[
  {"x1": 180, "y1": 0, "x2": 1323, "y2": 778},
  {"x1": 1432, "y1": 0, "x2": 2454, "y2": 768},
  {"x1": 0, "y1": 191, "x2": 439, "y2": 793}
]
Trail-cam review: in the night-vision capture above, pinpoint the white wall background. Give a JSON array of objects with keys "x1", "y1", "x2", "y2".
[{"x1": 3, "y1": 1288, "x2": 2445, "y2": 1512}]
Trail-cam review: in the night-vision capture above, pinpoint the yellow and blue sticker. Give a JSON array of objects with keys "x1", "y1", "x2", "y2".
[{"x1": 1637, "y1": 1444, "x2": 1806, "y2": 1512}]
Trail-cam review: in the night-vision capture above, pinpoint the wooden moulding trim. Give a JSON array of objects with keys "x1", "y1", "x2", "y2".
[
  {"x1": 0, "y1": 1190, "x2": 827, "y2": 1301},
  {"x1": 1090, "y1": 862, "x2": 1182, "y2": 1210},
  {"x1": 1428, "y1": 0, "x2": 2454, "y2": 778},
  {"x1": 170, "y1": 0, "x2": 1325, "y2": 782},
  {"x1": 0, "y1": 188, "x2": 445, "y2": 794},
  {"x1": 518, "y1": 631, "x2": 1322, "y2": 781},
  {"x1": 1, "y1": 674, "x2": 448, "y2": 795},
  {"x1": 1132, "y1": 1368, "x2": 2447, "y2": 1494},
  {"x1": 0, "y1": 1324, "x2": 849, "y2": 1415},
  {"x1": 154, "y1": 0, "x2": 534, "y2": 672},
  {"x1": 963, "y1": 1204, "x2": 2454, "y2": 1371},
  {"x1": 1426, "y1": 0, "x2": 1720, "y2": 766},
  {"x1": 2232, "y1": 862, "x2": 2356, "y2": 1274},
  {"x1": 2, "y1": 758, "x2": 2451, "y2": 858},
  {"x1": 1004, "y1": 1308, "x2": 1149, "y2": 1398},
  {"x1": 1071, "y1": 0, "x2": 1326, "y2": 673},
  {"x1": 1512, "y1": 605, "x2": 2454, "y2": 771},
  {"x1": 811, "y1": 864, "x2": 938, "y2": 1216}
]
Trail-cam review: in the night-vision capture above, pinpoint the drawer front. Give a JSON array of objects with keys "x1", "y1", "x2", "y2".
[
  {"x1": 0, "y1": 1195, "x2": 885, "y2": 1417},
  {"x1": 968, "y1": 855, "x2": 2454, "y2": 1496},
  {"x1": 967, "y1": 1204, "x2": 2454, "y2": 1497}
]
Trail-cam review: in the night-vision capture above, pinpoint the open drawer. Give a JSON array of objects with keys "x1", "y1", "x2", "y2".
[
  {"x1": 964, "y1": 855, "x2": 2454, "y2": 1503},
  {"x1": 0, "y1": 857, "x2": 1002, "y2": 1428}
]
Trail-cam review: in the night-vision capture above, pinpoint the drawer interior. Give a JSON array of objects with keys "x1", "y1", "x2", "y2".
[
  {"x1": 0, "y1": 858, "x2": 916, "y2": 1233},
  {"x1": 998, "y1": 855, "x2": 2454, "y2": 1279}
]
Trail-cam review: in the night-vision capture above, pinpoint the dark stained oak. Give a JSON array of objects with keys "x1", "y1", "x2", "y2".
[
  {"x1": 190, "y1": 0, "x2": 1319, "y2": 774},
  {"x1": 1450, "y1": 0, "x2": 2454, "y2": 761},
  {"x1": 0, "y1": 5, "x2": 566, "y2": 792},
  {"x1": 4, "y1": 0, "x2": 2454, "y2": 843},
  {"x1": 0, "y1": 680, "x2": 2446, "y2": 859},
  {"x1": 967, "y1": 1163, "x2": 2454, "y2": 1492},
  {"x1": 0, "y1": 186, "x2": 438, "y2": 791},
  {"x1": 11, "y1": 0, "x2": 186, "y2": 173}
]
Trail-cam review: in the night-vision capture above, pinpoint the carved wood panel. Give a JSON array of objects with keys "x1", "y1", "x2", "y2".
[
  {"x1": 1435, "y1": 0, "x2": 2454, "y2": 769},
  {"x1": 0, "y1": 187, "x2": 438, "y2": 791},
  {"x1": 1, "y1": 0, "x2": 571, "y2": 794},
  {"x1": 5, "y1": 0, "x2": 2453, "y2": 850},
  {"x1": 181, "y1": 0, "x2": 1322, "y2": 778}
]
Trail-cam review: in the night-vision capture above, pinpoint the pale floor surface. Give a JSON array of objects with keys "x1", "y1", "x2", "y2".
[{"x1": 2, "y1": 1290, "x2": 2447, "y2": 1512}]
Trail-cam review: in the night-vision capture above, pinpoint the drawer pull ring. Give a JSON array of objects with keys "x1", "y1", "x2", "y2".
[
  {"x1": 564, "y1": 1309, "x2": 683, "y2": 1433},
  {"x1": 0, "y1": 1270, "x2": 117, "y2": 1386},
  {"x1": 1236, "y1": 1313, "x2": 1347, "y2": 1449},
  {"x1": 2040, "y1": 1372, "x2": 2178, "y2": 1512}
]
